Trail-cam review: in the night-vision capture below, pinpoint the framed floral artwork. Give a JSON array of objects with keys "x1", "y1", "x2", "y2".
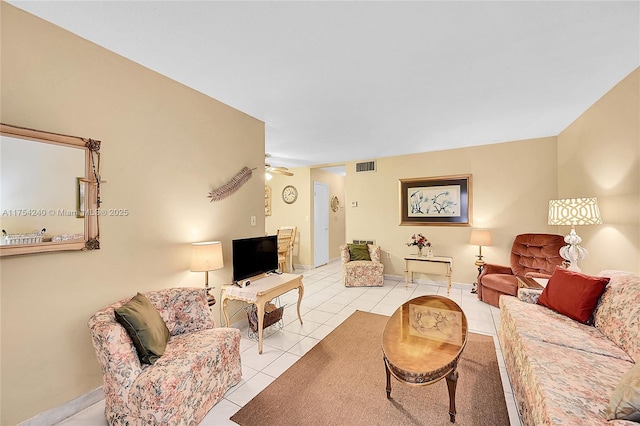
[{"x1": 399, "y1": 174, "x2": 472, "y2": 226}]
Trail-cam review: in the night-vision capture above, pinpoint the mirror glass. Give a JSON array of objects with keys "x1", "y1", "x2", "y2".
[
  {"x1": 1, "y1": 135, "x2": 85, "y2": 237},
  {"x1": 0, "y1": 124, "x2": 100, "y2": 256}
]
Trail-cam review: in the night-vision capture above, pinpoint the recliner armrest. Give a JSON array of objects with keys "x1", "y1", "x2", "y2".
[
  {"x1": 480, "y1": 263, "x2": 513, "y2": 277},
  {"x1": 524, "y1": 271, "x2": 552, "y2": 279}
]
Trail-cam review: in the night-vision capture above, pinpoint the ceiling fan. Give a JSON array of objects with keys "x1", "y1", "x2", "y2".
[{"x1": 265, "y1": 154, "x2": 293, "y2": 178}]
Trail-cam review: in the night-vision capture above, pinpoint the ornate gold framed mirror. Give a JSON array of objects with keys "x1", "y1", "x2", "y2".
[
  {"x1": 0, "y1": 123, "x2": 102, "y2": 256},
  {"x1": 331, "y1": 195, "x2": 340, "y2": 212}
]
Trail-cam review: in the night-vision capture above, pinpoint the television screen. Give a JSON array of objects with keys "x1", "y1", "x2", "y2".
[{"x1": 232, "y1": 235, "x2": 279, "y2": 282}]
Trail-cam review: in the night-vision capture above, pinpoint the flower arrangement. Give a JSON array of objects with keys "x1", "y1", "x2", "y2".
[{"x1": 406, "y1": 233, "x2": 431, "y2": 249}]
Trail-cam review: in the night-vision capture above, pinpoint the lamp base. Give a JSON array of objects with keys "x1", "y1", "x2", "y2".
[
  {"x1": 471, "y1": 257, "x2": 485, "y2": 294},
  {"x1": 205, "y1": 279, "x2": 216, "y2": 307},
  {"x1": 206, "y1": 294, "x2": 216, "y2": 307},
  {"x1": 560, "y1": 229, "x2": 588, "y2": 273}
]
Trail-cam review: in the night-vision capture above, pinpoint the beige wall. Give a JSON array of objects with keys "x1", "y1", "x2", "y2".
[
  {"x1": 557, "y1": 68, "x2": 640, "y2": 274},
  {"x1": 345, "y1": 138, "x2": 560, "y2": 285},
  {"x1": 1, "y1": 4, "x2": 264, "y2": 424}
]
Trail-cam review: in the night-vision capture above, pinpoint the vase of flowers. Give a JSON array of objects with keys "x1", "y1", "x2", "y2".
[{"x1": 406, "y1": 233, "x2": 431, "y2": 256}]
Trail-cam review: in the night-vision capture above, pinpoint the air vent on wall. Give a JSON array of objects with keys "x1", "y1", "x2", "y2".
[
  {"x1": 353, "y1": 239, "x2": 375, "y2": 245},
  {"x1": 355, "y1": 160, "x2": 376, "y2": 173}
]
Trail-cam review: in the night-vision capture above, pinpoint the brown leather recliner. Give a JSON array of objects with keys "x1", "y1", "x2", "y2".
[{"x1": 477, "y1": 233, "x2": 565, "y2": 308}]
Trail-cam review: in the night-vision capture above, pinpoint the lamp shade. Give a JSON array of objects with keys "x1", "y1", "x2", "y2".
[
  {"x1": 190, "y1": 241, "x2": 224, "y2": 272},
  {"x1": 469, "y1": 229, "x2": 492, "y2": 246},
  {"x1": 548, "y1": 197, "x2": 602, "y2": 226}
]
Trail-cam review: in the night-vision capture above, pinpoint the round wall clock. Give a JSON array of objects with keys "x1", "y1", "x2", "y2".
[{"x1": 282, "y1": 185, "x2": 298, "y2": 204}]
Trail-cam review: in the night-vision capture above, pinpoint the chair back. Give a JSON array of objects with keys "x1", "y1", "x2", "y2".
[
  {"x1": 510, "y1": 233, "x2": 565, "y2": 276},
  {"x1": 277, "y1": 226, "x2": 297, "y2": 272},
  {"x1": 277, "y1": 227, "x2": 296, "y2": 254}
]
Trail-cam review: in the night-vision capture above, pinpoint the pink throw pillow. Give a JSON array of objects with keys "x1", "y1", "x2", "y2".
[{"x1": 537, "y1": 266, "x2": 610, "y2": 324}]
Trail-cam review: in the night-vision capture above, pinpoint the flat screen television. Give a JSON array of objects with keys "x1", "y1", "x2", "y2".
[{"x1": 232, "y1": 235, "x2": 279, "y2": 282}]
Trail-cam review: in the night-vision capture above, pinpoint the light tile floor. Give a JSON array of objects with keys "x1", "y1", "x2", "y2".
[{"x1": 58, "y1": 261, "x2": 523, "y2": 426}]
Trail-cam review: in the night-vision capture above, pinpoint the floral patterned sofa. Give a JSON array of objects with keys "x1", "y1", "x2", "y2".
[
  {"x1": 340, "y1": 243, "x2": 384, "y2": 287},
  {"x1": 88, "y1": 287, "x2": 242, "y2": 425},
  {"x1": 499, "y1": 270, "x2": 639, "y2": 425}
]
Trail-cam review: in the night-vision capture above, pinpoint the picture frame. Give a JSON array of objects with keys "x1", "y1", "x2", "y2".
[
  {"x1": 399, "y1": 174, "x2": 472, "y2": 226},
  {"x1": 76, "y1": 177, "x2": 85, "y2": 218},
  {"x1": 265, "y1": 186, "x2": 272, "y2": 216}
]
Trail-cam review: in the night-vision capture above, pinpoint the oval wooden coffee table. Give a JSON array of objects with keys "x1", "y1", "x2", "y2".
[{"x1": 383, "y1": 295, "x2": 468, "y2": 423}]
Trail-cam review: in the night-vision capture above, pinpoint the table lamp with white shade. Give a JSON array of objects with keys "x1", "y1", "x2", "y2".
[
  {"x1": 190, "y1": 241, "x2": 224, "y2": 305},
  {"x1": 469, "y1": 229, "x2": 492, "y2": 294},
  {"x1": 548, "y1": 197, "x2": 602, "y2": 272}
]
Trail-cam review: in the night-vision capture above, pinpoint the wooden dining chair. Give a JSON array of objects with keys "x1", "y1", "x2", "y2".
[{"x1": 277, "y1": 226, "x2": 297, "y2": 272}]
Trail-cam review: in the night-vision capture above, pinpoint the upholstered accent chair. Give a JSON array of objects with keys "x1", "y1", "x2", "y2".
[
  {"x1": 340, "y1": 243, "x2": 384, "y2": 287},
  {"x1": 88, "y1": 287, "x2": 241, "y2": 425},
  {"x1": 478, "y1": 233, "x2": 565, "y2": 307}
]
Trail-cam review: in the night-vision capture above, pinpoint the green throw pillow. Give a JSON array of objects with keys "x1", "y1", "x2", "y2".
[
  {"x1": 348, "y1": 243, "x2": 371, "y2": 261},
  {"x1": 114, "y1": 293, "x2": 170, "y2": 365}
]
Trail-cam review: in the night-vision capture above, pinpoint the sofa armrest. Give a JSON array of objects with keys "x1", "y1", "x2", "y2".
[
  {"x1": 368, "y1": 245, "x2": 382, "y2": 263},
  {"x1": 517, "y1": 287, "x2": 544, "y2": 304},
  {"x1": 339, "y1": 245, "x2": 351, "y2": 265},
  {"x1": 88, "y1": 310, "x2": 143, "y2": 412}
]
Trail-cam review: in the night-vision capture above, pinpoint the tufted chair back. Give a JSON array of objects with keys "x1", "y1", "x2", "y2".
[{"x1": 510, "y1": 233, "x2": 566, "y2": 276}]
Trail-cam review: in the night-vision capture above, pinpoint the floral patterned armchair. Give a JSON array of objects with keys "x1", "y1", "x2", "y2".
[
  {"x1": 88, "y1": 287, "x2": 241, "y2": 425},
  {"x1": 340, "y1": 244, "x2": 384, "y2": 287}
]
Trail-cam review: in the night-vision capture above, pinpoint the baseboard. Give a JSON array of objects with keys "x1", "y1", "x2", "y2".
[
  {"x1": 291, "y1": 263, "x2": 312, "y2": 271},
  {"x1": 20, "y1": 387, "x2": 104, "y2": 426},
  {"x1": 292, "y1": 257, "x2": 340, "y2": 271}
]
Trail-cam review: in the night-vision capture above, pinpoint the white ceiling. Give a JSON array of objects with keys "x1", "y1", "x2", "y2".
[{"x1": 8, "y1": 1, "x2": 640, "y2": 169}]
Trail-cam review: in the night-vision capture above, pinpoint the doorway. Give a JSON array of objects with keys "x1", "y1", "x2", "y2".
[{"x1": 313, "y1": 181, "x2": 329, "y2": 267}]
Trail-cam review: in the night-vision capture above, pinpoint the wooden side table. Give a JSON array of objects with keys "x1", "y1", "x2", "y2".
[
  {"x1": 221, "y1": 273, "x2": 304, "y2": 354},
  {"x1": 516, "y1": 276, "x2": 544, "y2": 289},
  {"x1": 404, "y1": 255, "x2": 453, "y2": 295}
]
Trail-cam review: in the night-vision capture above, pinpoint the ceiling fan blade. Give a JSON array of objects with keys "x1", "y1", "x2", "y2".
[
  {"x1": 265, "y1": 162, "x2": 294, "y2": 176},
  {"x1": 271, "y1": 169, "x2": 294, "y2": 176}
]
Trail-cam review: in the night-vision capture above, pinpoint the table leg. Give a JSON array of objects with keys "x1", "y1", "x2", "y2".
[
  {"x1": 384, "y1": 357, "x2": 392, "y2": 399},
  {"x1": 257, "y1": 300, "x2": 265, "y2": 354},
  {"x1": 221, "y1": 297, "x2": 231, "y2": 327},
  {"x1": 296, "y1": 285, "x2": 304, "y2": 325},
  {"x1": 446, "y1": 368, "x2": 459, "y2": 423}
]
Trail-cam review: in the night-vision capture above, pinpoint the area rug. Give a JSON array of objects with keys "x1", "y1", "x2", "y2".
[{"x1": 230, "y1": 310, "x2": 510, "y2": 426}]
